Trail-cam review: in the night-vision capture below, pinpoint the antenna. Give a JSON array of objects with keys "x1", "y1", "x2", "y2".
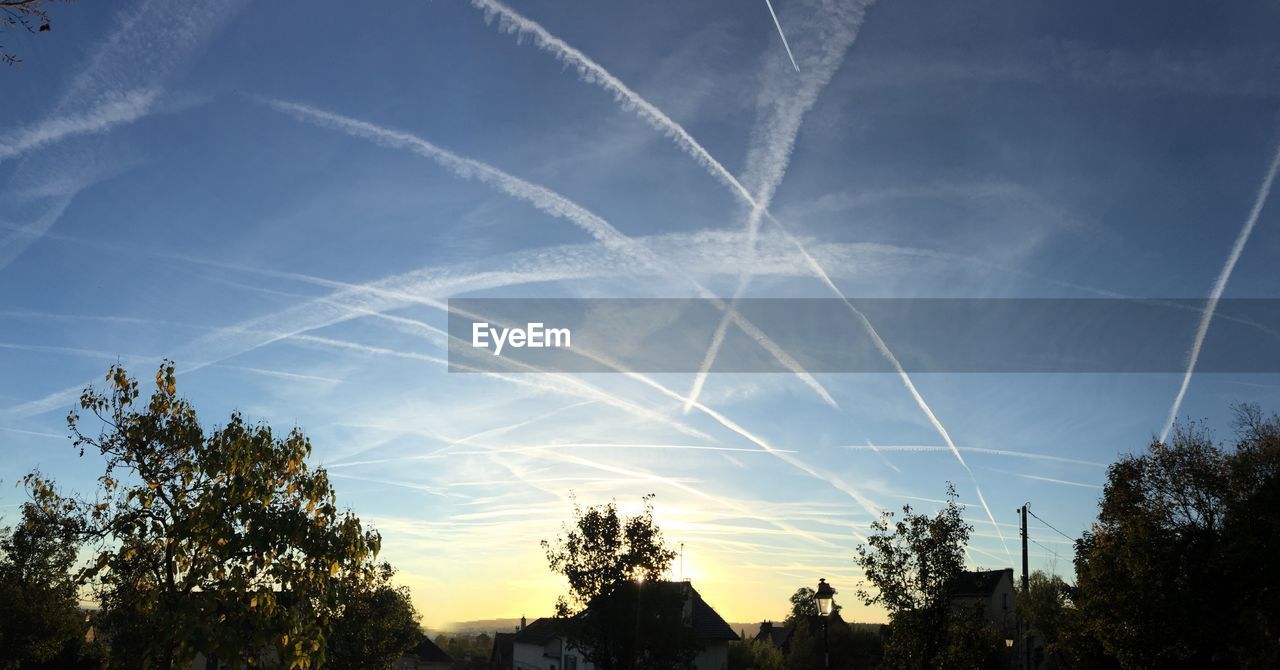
[{"x1": 680, "y1": 542, "x2": 685, "y2": 580}]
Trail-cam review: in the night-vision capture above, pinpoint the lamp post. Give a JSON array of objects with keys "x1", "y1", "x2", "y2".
[{"x1": 815, "y1": 578, "x2": 835, "y2": 670}]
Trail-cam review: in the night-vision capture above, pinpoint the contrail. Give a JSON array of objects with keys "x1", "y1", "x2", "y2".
[
  {"x1": 0, "y1": 0, "x2": 244, "y2": 269},
  {"x1": 685, "y1": 0, "x2": 875, "y2": 411},
  {"x1": 535, "y1": 450, "x2": 841, "y2": 547},
  {"x1": 332, "y1": 279, "x2": 883, "y2": 516},
  {"x1": 980, "y1": 467, "x2": 1102, "y2": 491},
  {"x1": 864, "y1": 440, "x2": 901, "y2": 473},
  {"x1": 763, "y1": 0, "x2": 801, "y2": 72},
  {"x1": 0, "y1": 89, "x2": 160, "y2": 163},
  {"x1": 465, "y1": 0, "x2": 1047, "y2": 554},
  {"x1": 332, "y1": 442, "x2": 798, "y2": 468},
  {"x1": 264, "y1": 99, "x2": 838, "y2": 408},
  {"x1": 840, "y1": 444, "x2": 1105, "y2": 468},
  {"x1": 1160, "y1": 135, "x2": 1280, "y2": 443},
  {"x1": 467, "y1": 0, "x2": 755, "y2": 204},
  {"x1": 236, "y1": 261, "x2": 875, "y2": 514},
  {"x1": 0, "y1": 426, "x2": 66, "y2": 440},
  {"x1": 292, "y1": 333, "x2": 716, "y2": 442},
  {"x1": 212, "y1": 364, "x2": 342, "y2": 385},
  {"x1": 6, "y1": 234, "x2": 866, "y2": 523},
  {"x1": 463, "y1": 442, "x2": 799, "y2": 454}
]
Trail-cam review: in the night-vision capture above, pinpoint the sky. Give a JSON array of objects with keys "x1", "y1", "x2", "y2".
[{"x1": 2, "y1": 0, "x2": 1280, "y2": 629}]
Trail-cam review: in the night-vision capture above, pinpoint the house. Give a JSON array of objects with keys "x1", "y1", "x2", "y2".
[
  {"x1": 509, "y1": 582, "x2": 737, "y2": 670},
  {"x1": 754, "y1": 620, "x2": 795, "y2": 653},
  {"x1": 754, "y1": 614, "x2": 851, "y2": 654},
  {"x1": 948, "y1": 568, "x2": 1017, "y2": 642},
  {"x1": 398, "y1": 636, "x2": 453, "y2": 670},
  {"x1": 490, "y1": 630, "x2": 516, "y2": 669}
]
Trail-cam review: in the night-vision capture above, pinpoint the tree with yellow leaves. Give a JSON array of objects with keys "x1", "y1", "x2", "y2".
[{"x1": 24, "y1": 361, "x2": 391, "y2": 669}]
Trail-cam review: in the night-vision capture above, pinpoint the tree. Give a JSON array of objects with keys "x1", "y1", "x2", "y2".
[
  {"x1": 854, "y1": 483, "x2": 999, "y2": 668},
  {"x1": 727, "y1": 638, "x2": 785, "y2": 670},
  {"x1": 24, "y1": 362, "x2": 386, "y2": 669},
  {"x1": 324, "y1": 563, "x2": 424, "y2": 670},
  {"x1": 1072, "y1": 406, "x2": 1280, "y2": 667},
  {"x1": 0, "y1": 503, "x2": 97, "y2": 669},
  {"x1": 1016, "y1": 571, "x2": 1071, "y2": 658},
  {"x1": 784, "y1": 586, "x2": 842, "y2": 624},
  {"x1": 783, "y1": 617, "x2": 881, "y2": 670},
  {"x1": 542, "y1": 494, "x2": 699, "y2": 670},
  {"x1": 1, "y1": 0, "x2": 66, "y2": 66}
]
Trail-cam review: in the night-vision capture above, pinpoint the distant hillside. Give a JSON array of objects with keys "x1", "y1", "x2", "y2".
[
  {"x1": 437, "y1": 619, "x2": 879, "y2": 640},
  {"x1": 435, "y1": 618, "x2": 525, "y2": 635},
  {"x1": 440, "y1": 619, "x2": 765, "y2": 639}
]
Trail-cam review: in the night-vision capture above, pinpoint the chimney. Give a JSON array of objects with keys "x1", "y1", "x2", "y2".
[
  {"x1": 519, "y1": 615, "x2": 526, "y2": 632},
  {"x1": 681, "y1": 583, "x2": 694, "y2": 626}
]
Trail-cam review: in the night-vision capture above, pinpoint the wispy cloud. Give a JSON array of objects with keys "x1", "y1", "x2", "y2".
[
  {"x1": 531, "y1": 449, "x2": 841, "y2": 547},
  {"x1": 0, "y1": 0, "x2": 244, "y2": 270},
  {"x1": 1160, "y1": 133, "x2": 1280, "y2": 442},
  {"x1": 0, "y1": 89, "x2": 160, "y2": 163}
]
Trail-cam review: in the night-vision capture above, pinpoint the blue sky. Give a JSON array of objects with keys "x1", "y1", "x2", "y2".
[{"x1": 2, "y1": 0, "x2": 1280, "y2": 628}]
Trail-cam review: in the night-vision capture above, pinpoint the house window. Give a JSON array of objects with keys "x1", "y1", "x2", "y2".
[
  {"x1": 565, "y1": 657, "x2": 578, "y2": 670},
  {"x1": 1003, "y1": 593, "x2": 1010, "y2": 610}
]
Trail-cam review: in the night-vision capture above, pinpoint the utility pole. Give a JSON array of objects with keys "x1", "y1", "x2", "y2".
[{"x1": 1019, "y1": 504, "x2": 1030, "y2": 670}]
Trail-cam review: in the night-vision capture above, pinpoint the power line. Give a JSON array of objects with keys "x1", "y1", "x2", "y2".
[
  {"x1": 1030, "y1": 538, "x2": 1062, "y2": 560},
  {"x1": 1027, "y1": 508, "x2": 1075, "y2": 542}
]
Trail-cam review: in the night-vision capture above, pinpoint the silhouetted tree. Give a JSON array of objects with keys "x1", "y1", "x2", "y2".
[
  {"x1": 728, "y1": 638, "x2": 785, "y2": 670},
  {"x1": 24, "y1": 362, "x2": 386, "y2": 669},
  {"x1": 1072, "y1": 406, "x2": 1280, "y2": 667},
  {"x1": 784, "y1": 586, "x2": 842, "y2": 624},
  {"x1": 542, "y1": 494, "x2": 699, "y2": 670},
  {"x1": 0, "y1": 503, "x2": 98, "y2": 669},
  {"x1": 325, "y1": 563, "x2": 423, "y2": 670},
  {"x1": 1016, "y1": 570, "x2": 1072, "y2": 662},
  {"x1": 855, "y1": 483, "x2": 1000, "y2": 668},
  {"x1": 783, "y1": 617, "x2": 881, "y2": 670}
]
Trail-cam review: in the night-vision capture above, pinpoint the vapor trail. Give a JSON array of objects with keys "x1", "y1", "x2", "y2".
[
  {"x1": 840, "y1": 444, "x2": 1104, "y2": 468},
  {"x1": 333, "y1": 443, "x2": 799, "y2": 468},
  {"x1": 763, "y1": 0, "x2": 801, "y2": 72},
  {"x1": 864, "y1": 440, "x2": 902, "y2": 473},
  {"x1": 685, "y1": 0, "x2": 875, "y2": 411},
  {"x1": 537, "y1": 450, "x2": 840, "y2": 547},
  {"x1": 462, "y1": 2, "x2": 1010, "y2": 509},
  {"x1": 264, "y1": 99, "x2": 837, "y2": 408},
  {"x1": 1160, "y1": 135, "x2": 1280, "y2": 442},
  {"x1": 467, "y1": 0, "x2": 755, "y2": 204},
  {"x1": 294, "y1": 333, "x2": 715, "y2": 442}
]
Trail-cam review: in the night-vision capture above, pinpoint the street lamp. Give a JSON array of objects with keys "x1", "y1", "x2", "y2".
[
  {"x1": 815, "y1": 578, "x2": 835, "y2": 616},
  {"x1": 816, "y1": 578, "x2": 835, "y2": 669}
]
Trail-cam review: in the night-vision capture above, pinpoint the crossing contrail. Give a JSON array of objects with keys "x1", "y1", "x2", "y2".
[
  {"x1": 1160, "y1": 134, "x2": 1280, "y2": 443},
  {"x1": 469, "y1": 0, "x2": 1013, "y2": 556},
  {"x1": 265, "y1": 98, "x2": 838, "y2": 408}
]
